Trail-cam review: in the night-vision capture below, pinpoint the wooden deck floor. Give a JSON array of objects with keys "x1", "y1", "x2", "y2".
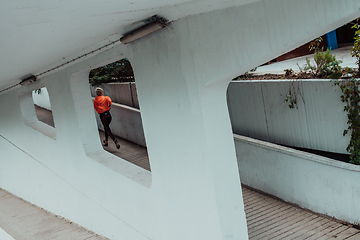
[
  {"x1": 1, "y1": 106, "x2": 356, "y2": 239},
  {"x1": 1, "y1": 185, "x2": 359, "y2": 240},
  {"x1": 243, "y1": 187, "x2": 360, "y2": 240}
]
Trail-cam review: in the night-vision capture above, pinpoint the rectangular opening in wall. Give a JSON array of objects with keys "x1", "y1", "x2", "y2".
[
  {"x1": 33, "y1": 88, "x2": 55, "y2": 128},
  {"x1": 89, "y1": 58, "x2": 150, "y2": 172},
  {"x1": 19, "y1": 87, "x2": 56, "y2": 140}
]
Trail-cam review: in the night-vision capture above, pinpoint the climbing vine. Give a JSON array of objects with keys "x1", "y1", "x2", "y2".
[
  {"x1": 283, "y1": 32, "x2": 360, "y2": 164},
  {"x1": 284, "y1": 76, "x2": 305, "y2": 109},
  {"x1": 332, "y1": 21, "x2": 360, "y2": 164},
  {"x1": 350, "y1": 22, "x2": 360, "y2": 76},
  {"x1": 334, "y1": 77, "x2": 360, "y2": 164}
]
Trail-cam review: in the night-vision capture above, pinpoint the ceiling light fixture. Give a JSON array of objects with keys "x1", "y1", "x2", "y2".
[
  {"x1": 20, "y1": 74, "x2": 37, "y2": 86},
  {"x1": 120, "y1": 16, "x2": 168, "y2": 44}
]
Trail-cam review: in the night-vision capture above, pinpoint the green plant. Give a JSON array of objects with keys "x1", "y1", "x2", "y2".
[
  {"x1": 350, "y1": 22, "x2": 360, "y2": 76},
  {"x1": 284, "y1": 68, "x2": 293, "y2": 76},
  {"x1": 309, "y1": 37, "x2": 323, "y2": 53},
  {"x1": 284, "y1": 37, "x2": 343, "y2": 109},
  {"x1": 233, "y1": 67, "x2": 258, "y2": 80},
  {"x1": 284, "y1": 79, "x2": 304, "y2": 109},
  {"x1": 34, "y1": 88, "x2": 41, "y2": 94},
  {"x1": 335, "y1": 77, "x2": 360, "y2": 164},
  {"x1": 302, "y1": 49, "x2": 343, "y2": 79},
  {"x1": 298, "y1": 37, "x2": 343, "y2": 79},
  {"x1": 89, "y1": 58, "x2": 134, "y2": 86},
  {"x1": 250, "y1": 67, "x2": 258, "y2": 72}
]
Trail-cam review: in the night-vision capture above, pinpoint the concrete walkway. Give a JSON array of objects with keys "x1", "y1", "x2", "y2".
[{"x1": 1, "y1": 106, "x2": 359, "y2": 239}]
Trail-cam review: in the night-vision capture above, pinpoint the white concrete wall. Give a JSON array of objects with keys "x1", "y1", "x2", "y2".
[
  {"x1": 1, "y1": 1, "x2": 360, "y2": 240},
  {"x1": 93, "y1": 100, "x2": 146, "y2": 147},
  {"x1": 234, "y1": 134, "x2": 360, "y2": 225},
  {"x1": 228, "y1": 80, "x2": 350, "y2": 154}
]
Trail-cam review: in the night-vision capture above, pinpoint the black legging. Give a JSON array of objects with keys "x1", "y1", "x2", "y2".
[{"x1": 100, "y1": 111, "x2": 116, "y2": 142}]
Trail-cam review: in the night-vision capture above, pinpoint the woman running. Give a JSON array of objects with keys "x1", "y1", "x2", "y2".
[{"x1": 93, "y1": 87, "x2": 120, "y2": 149}]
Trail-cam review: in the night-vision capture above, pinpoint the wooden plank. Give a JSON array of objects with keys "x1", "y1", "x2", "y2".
[
  {"x1": 247, "y1": 204, "x2": 294, "y2": 227},
  {"x1": 245, "y1": 198, "x2": 283, "y2": 216},
  {"x1": 272, "y1": 215, "x2": 323, "y2": 239},
  {"x1": 253, "y1": 212, "x2": 319, "y2": 240},
  {"x1": 245, "y1": 198, "x2": 270, "y2": 212},
  {"x1": 328, "y1": 227, "x2": 360, "y2": 239},
  {"x1": 242, "y1": 186, "x2": 360, "y2": 240},
  {"x1": 248, "y1": 208, "x2": 309, "y2": 238},
  {"x1": 282, "y1": 217, "x2": 337, "y2": 240},
  {"x1": 315, "y1": 225, "x2": 351, "y2": 240},
  {"x1": 245, "y1": 196, "x2": 291, "y2": 222},
  {"x1": 344, "y1": 232, "x2": 360, "y2": 240}
]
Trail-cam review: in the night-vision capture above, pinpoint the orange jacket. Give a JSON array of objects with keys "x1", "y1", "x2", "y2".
[{"x1": 94, "y1": 95, "x2": 112, "y2": 114}]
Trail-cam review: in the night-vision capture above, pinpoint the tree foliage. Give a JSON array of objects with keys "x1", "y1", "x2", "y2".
[
  {"x1": 335, "y1": 78, "x2": 360, "y2": 165},
  {"x1": 350, "y1": 21, "x2": 360, "y2": 76},
  {"x1": 89, "y1": 58, "x2": 134, "y2": 86}
]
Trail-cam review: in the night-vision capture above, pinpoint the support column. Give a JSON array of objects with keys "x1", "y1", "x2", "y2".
[{"x1": 128, "y1": 20, "x2": 248, "y2": 240}]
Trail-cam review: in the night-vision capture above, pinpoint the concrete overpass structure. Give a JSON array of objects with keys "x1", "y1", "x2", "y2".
[{"x1": 1, "y1": 1, "x2": 360, "y2": 239}]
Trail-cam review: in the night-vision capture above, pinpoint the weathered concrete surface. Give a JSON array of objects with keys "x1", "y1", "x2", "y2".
[{"x1": 228, "y1": 79, "x2": 349, "y2": 154}]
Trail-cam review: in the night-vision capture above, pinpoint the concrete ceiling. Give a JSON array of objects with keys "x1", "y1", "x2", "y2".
[{"x1": 0, "y1": 0, "x2": 259, "y2": 92}]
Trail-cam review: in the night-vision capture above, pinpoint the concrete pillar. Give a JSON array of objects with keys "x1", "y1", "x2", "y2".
[{"x1": 127, "y1": 30, "x2": 248, "y2": 239}]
